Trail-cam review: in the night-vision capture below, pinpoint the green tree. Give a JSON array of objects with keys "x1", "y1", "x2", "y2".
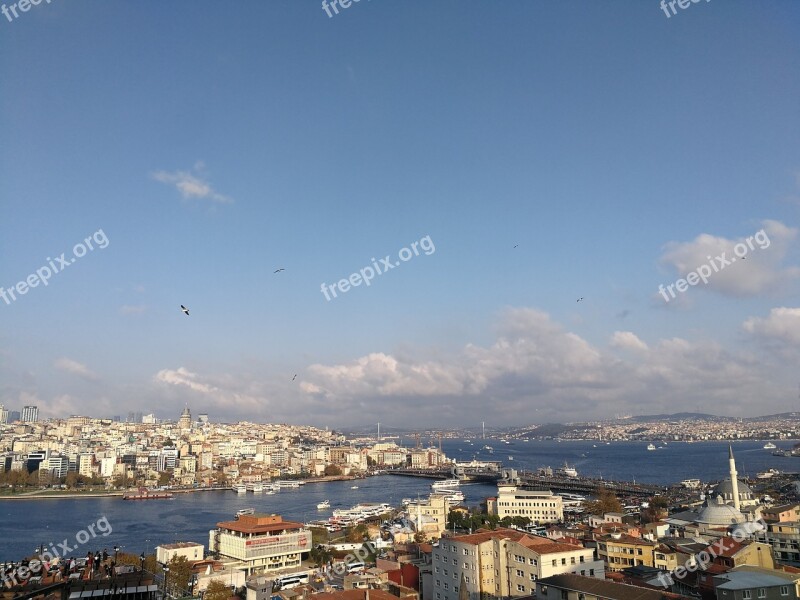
[
  {"x1": 583, "y1": 486, "x2": 622, "y2": 515},
  {"x1": 158, "y1": 472, "x2": 172, "y2": 486},
  {"x1": 204, "y1": 579, "x2": 230, "y2": 600},
  {"x1": 346, "y1": 523, "x2": 368, "y2": 543},
  {"x1": 166, "y1": 555, "x2": 193, "y2": 596},
  {"x1": 324, "y1": 464, "x2": 342, "y2": 476}
]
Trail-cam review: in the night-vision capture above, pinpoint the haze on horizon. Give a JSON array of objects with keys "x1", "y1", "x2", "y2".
[{"x1": 1, "y1": 2, "x2": 799, "y2": 429}]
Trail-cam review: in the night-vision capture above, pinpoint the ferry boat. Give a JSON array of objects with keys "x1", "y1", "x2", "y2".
[
  {"x1": 233, "y1": 483, "x2": 247, "y2": 494},
  {"x1": 236, "y1": 508, "x2": 255, "y2": 518},
  {"x1": 441, "y1": 490, "x2": 465, "y2": 503},
  {"x1": 317, "y1": 500, "x2": 331, "y2": 509},
  {"x1": 647, "y1": 443, "x2": 656, "y2": 451},
  {"x1": 276, "y1": 480, "x2": 301, "y2": 489},
  {"x1": 557, "y1": 463, "x2": 579, "y2": 478},
  {"x1": 763, "y1": 442, "x2": 777, "y2": 450},
  {"x1": 351, "y1": 485, "x2": 359, "y2": 489},
  {"x1": 757, "y1": 468, "x2": 780, "y2": 479},
  {"x1": 123, "y1": 487, "x2": 174, "y2": 500},
  {"x1": 681, "y1": 478, "x2": 701, "y2": 489},
  {"x1": 246, "y1": 482, "x2": 263, "y2": 493},
  {"x1": 431, "y1": 478, "x2": 461, "y2": 490}
]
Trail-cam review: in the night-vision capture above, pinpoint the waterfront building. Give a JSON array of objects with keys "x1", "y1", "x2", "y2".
[
  {"x1": 156, "y1": 541, "x2": 205, "y2": 564},
  {"x1": 208, "y1": 513, "x2": 310, "y2": 576},
  {"x1": 432, "y1": 528, "x2": 603, "y2": 600},
  {"x1": 407, "y1": 494, "x2": 451, "y2": 539},
  {"x1": 487, "y1": 484, "x2": 564, "y2": 524}
]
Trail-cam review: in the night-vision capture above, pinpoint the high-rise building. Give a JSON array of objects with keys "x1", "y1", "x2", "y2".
[
  {"x1": 9, "y1": 411, "x2": 20, "y2": 423},
  {"x1": 0, "y1": 405, "x2": 8, "y2": 424},
  {"x1": 21, "y1": 405, "x2": 39, "y2": 423}
]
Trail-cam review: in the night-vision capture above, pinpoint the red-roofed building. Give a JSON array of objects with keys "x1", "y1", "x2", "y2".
[
  {"x1": 432, "y1": 528, "x2": 603, "y2": 600},
  {"x1": 208, "y1": 513, "x2": 310, "y2": 575}
]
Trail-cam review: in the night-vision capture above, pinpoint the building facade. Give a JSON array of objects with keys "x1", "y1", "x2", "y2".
[
  {"x1": 208, "y1": 514, "x2": 310, "y2": 575},
  {"x1": 488, "y1": 485, "x2": 564, "y2": 524}
]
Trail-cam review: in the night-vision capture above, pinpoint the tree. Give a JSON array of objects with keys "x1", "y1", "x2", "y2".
[
  {"x1": 346, "y1": 524, "x2": 368, "y2": 543},
  {"x1": 111, "y1": 474, "x2": 126, "y2": 489},
  {"x1": 166, "y1": 555, "x2": 193, "y2": 596},
  {"x1": 324, "y1": 464, "x2": 342, "y2": 476},
  {"x1": 158, "y1": 472, "x2": 172, "y2": 486},
  {"x1": 204, "y1": 579, "x2": 230, "y2": 600},
  {"x1": 583, "y1": 486, "x2": 622, "y2": 515},
  {"x1": 309, "y1": 544, "x2": 332, "y2": 567},
  {"x1": 65, "y1": 472, "x2": 80, "y2": 489}
]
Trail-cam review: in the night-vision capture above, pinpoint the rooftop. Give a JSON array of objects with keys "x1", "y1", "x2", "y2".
[{"x1": 538, "y1": 574, "x2": 690, "y2": 600}]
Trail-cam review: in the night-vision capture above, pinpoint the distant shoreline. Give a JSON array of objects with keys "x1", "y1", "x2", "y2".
[{"x1": 0, "y1": 474, "x2": 363, "y2": 501}]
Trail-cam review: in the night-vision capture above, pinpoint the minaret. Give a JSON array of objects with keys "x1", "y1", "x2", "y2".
[{"x1": 728, "y1": 444, "x2": 741, "y2": 511}]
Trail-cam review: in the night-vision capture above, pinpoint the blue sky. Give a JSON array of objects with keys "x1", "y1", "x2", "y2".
[{"x1": 1, "y1": 1, "x2": 799, "y2": 428}]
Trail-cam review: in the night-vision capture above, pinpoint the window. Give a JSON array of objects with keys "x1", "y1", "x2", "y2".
[
  {"x1": 561, "y1": 558, "x2": 566, "y2": 565},
  {"x1": 579, "y1": 556, "x2": 584, "y2": 563},
  {"x1": 780, "y1": 587, "x2": 789, "y2": 596},
  {"x1": 436, "y1": 595, "x2": 441, "y2": 599},
  {"x1": 435, "y1": 567, "x2": 440, "y2": 574},
  {"x1": 571, "y1": 557, "x2": 576, "y2": 564},
  {"x1": 453, "y1": 559, "x2": 457, "y2": 565},
  {"x1": 552, "y1": 560, "x2": 557, "y2": 567},
  {"x1": 443, "y1": 570, "x2": 448, "y2": 577},
  {"x1": 436, "y1": 580, "x2": 441, "y2": 587},
  {"x1": 529, "y1": 558, "x2": 536, "y2": 566},
  {"x1": 464, "y1": 549, "x2": 469, "y2": 555},
  {"x1": 589, "y1": 569, "x2": 595, "y2": 577},
  {"x1": 517, "y1": 570, "x2": 524, "y2": 577},
  {"x1": 465, "y1": 577, "x2": 470, "y2": 584},
  {"x1": 561, "y1": 591, "x2": 568, "y2": 600},
  {"x1": 581, "y1": 571, "x2": 585, "y2": 576},
  {"x1": 758, "y1": 590, "x2": 766, "y2": 599},
  {"x1": 444, "y1": 583, "x2": 449, "y2": 591},
  {"x1": 541, "y1": 586, "x2": 548, "y2": 596},
  {"x1": 464, "y1": 563, "x2": 469, "y2": 569},
  {"x1": 530, "y1": 574, "x2": 537, "y2": 582},
  {"x1": 455, "y1": 587, "x2": 459, "y2": 593},
  {"x1": 743, "y1": 591, "x2": 751, "y2": 599},
  {"x1": 517, "y1": 585, "x2": 526, "y2": 592}
]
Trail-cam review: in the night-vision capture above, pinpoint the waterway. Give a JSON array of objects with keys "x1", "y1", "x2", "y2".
[{"x1": 0, "y1": 439, "x2": 796, "y2": 561}]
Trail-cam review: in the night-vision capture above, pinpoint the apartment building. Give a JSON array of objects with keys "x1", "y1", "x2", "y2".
[
  {"x1": 714, "y1": 566, "x2": 800, "y2": 600},
  {"x1": 763, "y1": 505, "x2": 800, "y2": 524},
  {"x1": 487, "y1": 485, "x2": 564, "y2": 524},
  {"x1": 595, "y1": 533, "x2": 656, "y2": 571},
  {"x1": 431, "y1": 528, "x2": 603, "y2": 600},
  {"x1": 208, "y1": 513, "x2": 310, "y2": 575},
  {"x1": 758, "y1": 523, "x2": 800, "y2": 567},
  {"x1": 409, "y1": 494, "x2": 451, "y2": 539}
]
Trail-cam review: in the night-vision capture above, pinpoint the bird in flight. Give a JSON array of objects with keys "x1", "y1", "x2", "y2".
[
  {"x1": 180, "y1": 305, "x2": 190, "y2": 315},
  {"x1": 513, "y1": 244, "x2": 519, "y2": 248},
  {"x1": 274, "y1": 268, "x2": 285, "y2": 273},
  {"x1": 292, "y1": 374, "x2": 297, "y2": 381},
  {"x1": 576, "y1": 297, "x2": 584, "y2": 302}
]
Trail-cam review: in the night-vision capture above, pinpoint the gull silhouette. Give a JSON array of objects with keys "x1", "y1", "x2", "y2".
[
  {"x1": 274, "y1": 268, "x2": 285, "y2": 273},
  {"x1": 180, "y1": 305, "x2": 190, "y2": 315},
  {"x1": 577, "y1": 297, "x2": 584, "y2": 302},
  {"x1": 292, "y1": 374, "x2": 297, "y2": 381}
]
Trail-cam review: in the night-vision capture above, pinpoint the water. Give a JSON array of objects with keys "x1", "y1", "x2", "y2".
[{"x1": 0, "y1": 439, "x2": 796, "y2": 561}]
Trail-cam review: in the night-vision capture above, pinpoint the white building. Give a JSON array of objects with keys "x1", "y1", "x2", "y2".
[
  {"x1": 432, "y1": 528, "x2": 604, "y2": 600},
  {"x1": 488, "y1": 485, "x2": 564, "y2": 523},
  {"x1": 156, "y1": 542, "x2": 204, "y2": 564}
]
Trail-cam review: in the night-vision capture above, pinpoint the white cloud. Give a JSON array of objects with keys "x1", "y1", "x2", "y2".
[
  {"x1": 54, "y1": 357, "x2": 98, "y2": 381},
  {"x1": 610, "y1": 331, "x2": 648, "y2": 351},
  {"x1": 152, "y1": 164, "x2": 232, "y2": 204},
  {"x1": 743, "y1": 307, "x2": 800, "y2": 345},
  {"x1": 658, "y1": 220, "x2": 800, "y2": 297}
]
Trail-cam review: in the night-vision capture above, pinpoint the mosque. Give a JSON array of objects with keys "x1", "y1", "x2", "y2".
[{"x1": 666, "y1": 446, "x2": 762, "y2": 535}]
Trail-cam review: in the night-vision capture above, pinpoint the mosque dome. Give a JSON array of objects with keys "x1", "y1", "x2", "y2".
[{"x1": 695, "y1": 495, "x2": 746, "y2": 525}]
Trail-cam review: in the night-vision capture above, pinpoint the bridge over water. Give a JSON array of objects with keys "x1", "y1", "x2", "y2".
[{"x1": 386, "y1": 467, "x2": 665, "y2": 497}]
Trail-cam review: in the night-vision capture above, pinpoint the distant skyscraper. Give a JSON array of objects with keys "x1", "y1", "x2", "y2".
[
  {"x1": 9, "y1": 411, "x2": 20, "y2": 423},
  {"x1": 0, "y1": 405, "x2": 8, "y2": 424},
  {"x1": 21, "y1": 405, "x2": 38, "y2": 423}
]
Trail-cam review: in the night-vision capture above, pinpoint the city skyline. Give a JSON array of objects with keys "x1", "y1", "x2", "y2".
[{"x1": 2, "y1": 3, "x2": 800, "y2": 428}]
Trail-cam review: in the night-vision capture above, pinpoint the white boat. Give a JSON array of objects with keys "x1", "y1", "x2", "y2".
[
  {"x1": 431, "y1": 478, "x2": 461, "y2": 490},
  {"x1": 246, "y1": 482, "x2": 263, "y2": 493},
  {"x1": 232, "y1": 483, "x2": 247, "y2": 494},
  {"x1": 236, "y1": 507, "x2": 255, "y2": 517},
  {"x1": 763, "y1": 442, "x2": 777, "y2": 449},
  {"x1": 442, "y1": 490, "x2": 465, "y2": 503},
  {"x1": 509, "y1": 456, "x2": 514, "y2": 461},
  {"x1": 647, "y1": 444, "x2": 656, "y2": 451},
  {"x1": 558, "y1": 463, "x2": 578, "y2": 478},
  {"x1": 351, "y1": 485, "x2": 359, "y2": 489},
  {"x1": 757, "y1": 468, "x2": 780, "y2": 479},
  {"x1": 317, "y1": 500, "x2": 331, "y2": 509},
  {"x1": 276, "y1": 480, "x2": 301, "y2": 489}
]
